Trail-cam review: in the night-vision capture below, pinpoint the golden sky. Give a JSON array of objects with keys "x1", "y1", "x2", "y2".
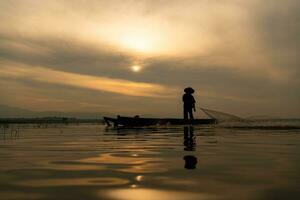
[{"x1": 0, "y1": 0, "x2": 299, "y2": 117}]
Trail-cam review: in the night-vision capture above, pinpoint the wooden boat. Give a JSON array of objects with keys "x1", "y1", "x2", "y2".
[{"x1": 104, "y1": 115, "x2": 217, "y2": 127}]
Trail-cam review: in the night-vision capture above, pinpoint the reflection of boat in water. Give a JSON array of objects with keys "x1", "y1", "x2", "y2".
[{"x1": 104, "y1": 116, "x2": 217, "y2": 127}]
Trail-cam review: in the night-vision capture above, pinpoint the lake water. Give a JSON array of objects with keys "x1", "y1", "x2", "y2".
[{"x1": 1, "y1": 123, "x2": 300, "y2": 200}]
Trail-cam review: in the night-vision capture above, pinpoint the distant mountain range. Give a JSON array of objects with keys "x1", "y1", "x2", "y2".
[{"x1": 0, "y1": 105, "x2": 111, "y2": 119}]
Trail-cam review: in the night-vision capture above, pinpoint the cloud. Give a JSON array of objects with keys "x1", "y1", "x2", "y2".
[{"x1": 0, "y1": 62, "x2": 176, "y2": 98}]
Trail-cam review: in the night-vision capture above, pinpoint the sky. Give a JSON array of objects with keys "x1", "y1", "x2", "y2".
[{"x1": 0, "y1": 0, "x2": 299, "y2": 118}]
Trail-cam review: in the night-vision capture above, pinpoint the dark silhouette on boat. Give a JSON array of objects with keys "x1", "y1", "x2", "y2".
[
  {"x1": 183, "y1": 87, "x2": 196, "y2": 120},
  {"x1": 104, "y1": 115, "x2": 217, "y2": 127},
  {"x1": 104, "y1": 87, "x2": 217, "y2": 127}
]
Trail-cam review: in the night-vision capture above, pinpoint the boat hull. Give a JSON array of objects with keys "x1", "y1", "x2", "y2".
[{"x1": 104, "y1": 116, "x2": 217, "y2": 127}]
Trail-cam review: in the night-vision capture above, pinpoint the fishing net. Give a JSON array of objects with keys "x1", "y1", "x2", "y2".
[{"x1": 200, "y1": 108, "x2": 245, "y2": 122}]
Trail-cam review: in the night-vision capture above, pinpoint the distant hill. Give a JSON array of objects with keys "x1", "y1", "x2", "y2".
[{"x1": 0, "y1": 104, "x2": 111, "y2": 119}]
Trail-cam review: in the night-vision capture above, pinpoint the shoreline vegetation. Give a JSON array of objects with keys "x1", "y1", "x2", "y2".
[{"x1": 0, "y1": 117, "x2": 104, "y2": 124}]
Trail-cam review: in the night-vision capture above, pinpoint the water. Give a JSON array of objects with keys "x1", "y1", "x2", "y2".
[{"x1": 1, "y1": 123, "x2": 300, "y2": 200}]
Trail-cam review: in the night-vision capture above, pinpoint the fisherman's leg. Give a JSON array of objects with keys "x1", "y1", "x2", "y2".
[
  {"x1": 184, "y1": 108, "x2": 188, "y2": 120},
  {"x1": 189, "y1": 110, "x2": 194, "y2": 120}
]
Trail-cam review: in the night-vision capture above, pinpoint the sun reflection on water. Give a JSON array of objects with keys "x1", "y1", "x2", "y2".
[
  {"x1": 16, "y1": 177, "x2": 129, "y2": 187},
  {"x1": 103, "y1": 189, "x2": 215, "y2": 200}
]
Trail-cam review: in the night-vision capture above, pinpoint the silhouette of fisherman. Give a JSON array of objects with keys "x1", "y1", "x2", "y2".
[{"x1": 183, "y1": 87, "x2": 196, "y2": 120}]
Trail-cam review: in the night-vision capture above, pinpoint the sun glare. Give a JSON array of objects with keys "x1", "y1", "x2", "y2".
[
  {"x1": 122, "y1": 34, "x2": 152, "y2": 52},
  {"x1": 131, "y1": 65, "x2": 141, "y2": 72},
  {"x1": 118, "y1": 26, "x2": 159, "y2": 54}
]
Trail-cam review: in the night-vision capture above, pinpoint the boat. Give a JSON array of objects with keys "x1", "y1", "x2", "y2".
[{"x1": 103, "y1": 115, "x2": 217, "y2": 127}]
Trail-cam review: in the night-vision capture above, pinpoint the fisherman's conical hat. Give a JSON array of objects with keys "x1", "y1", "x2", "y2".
[{"x1": 184, "y1": 87, "x2": 195, "y2": 94}]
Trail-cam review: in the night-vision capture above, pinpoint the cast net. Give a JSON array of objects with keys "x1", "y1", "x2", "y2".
[{"x1": 200, "y1": 108, "x2": 245, "y2": 122}]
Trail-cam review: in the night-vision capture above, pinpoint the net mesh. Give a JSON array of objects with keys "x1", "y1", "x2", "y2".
[{"x1": 201, "y1": 108, "x2": 245, "y2": 122}]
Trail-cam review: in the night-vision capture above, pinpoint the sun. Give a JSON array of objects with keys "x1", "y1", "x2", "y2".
[{"x1": 131, "y1": 65, "x2": 141, "y2": 72}]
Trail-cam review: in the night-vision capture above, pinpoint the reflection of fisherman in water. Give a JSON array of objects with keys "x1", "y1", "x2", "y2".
[
  {"x1": 184, "y1": 126, "x2": 196, "y2": 151},
  {"x1": 183, "y1": 87, "x2": 196, "y2": 120},
  {"x1": 183, "y1": 126, "x2": 198, "y2": 169},
  {"x1": 183, "y1": 155, "x2": 197, "y2": 170}
]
